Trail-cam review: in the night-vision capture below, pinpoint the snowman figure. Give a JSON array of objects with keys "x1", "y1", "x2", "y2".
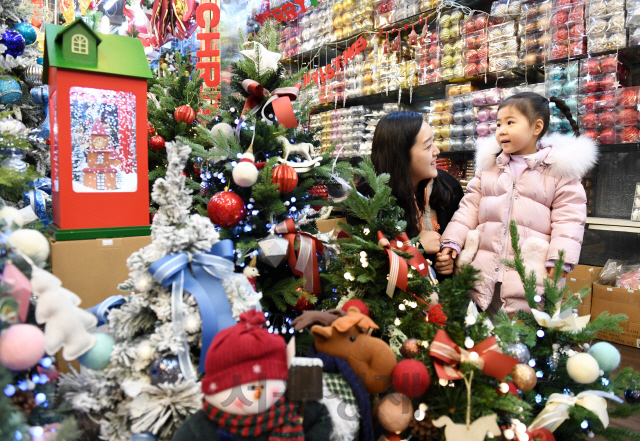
[{"x1": 173, "y1": 309, "x2": 332, "y2": 441}]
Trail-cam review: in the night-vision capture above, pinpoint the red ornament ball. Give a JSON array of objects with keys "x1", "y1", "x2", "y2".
[
  {"x1": 568, "y1": 8, "x2": 584, "y2": 23},
  {"x1": 619, "y1": 126, "x2": 638, "y2": 143},
  {"x1": 464, "y1": 20, "x2": 476, "y2": 34},
  {"x1": 618, "y1": 89, "x2": 638, "y2": 107},
  {"x1": 174, "y1": 104, "x2": 196, "y2": 124},
  {"x1": 601, "y1": 56, "x2": 619, "y2": 73},
  {"x1": 207, "y1": 191, "x2": 246, "y2": 228},
  {"x1": 600, "y1": 75, "x2": 615, "y2": 91},
  {"x1": 599, "y1": 110, "x2": 617, "y2": 127},
  {"x1": 599, "y1": 128, "x2": 616, "y2": 144},
  {"x1": 552, "y1": 28, "x2": 568, "y2": 43},
  {"x1": 464, "y1": 49, "x2": 478, "y2": 63},
  {"x1": 551, "y1": 11, "x2": 568, "y2": 27},
  {"x1": 465, "y1": 35, "x2": 477, "y2": 49},
  {"x1": 463, "y1": 63, "x2": 478, "y2": 76},
  {"x1": 581, "y1": 112, "x2": 598, "y2": 129},
  {"x1": 477, "y1": 59, "x2": 489, "y2": 73},
  {"x1": 569, "y1": 40, "x2": 585, "y2": 56},
  {"x1": 584, "y1": 58, "x2": 600, "y2": 75},
  {"x1": 551, "y1": 44, "x2": 568, "y2": 60},
  {"x1": 581, "y1": 80, "x2": 598, "y2": 94},
  {"x1": 600, "y1": 93, "x2": 616, "y2": 109},
  {"x1": 474, "y1": 15, "x2": 487, "y2": 29},
  {"x1": 569, "y1": 24, "x2": 584, "y2": 38},
  {"x1": 581, "y1": 94, "x2": 597, "y2": 111},
  {"x1": 147, "y1": 121, "x2": 156, "y2": 136},
  {"x1": 584, "y1": 129, "x2": 599, "y2": 141},
  {"x1": 428, "y1": 43, "x2": 439, "y2": 56},
  {"x1": 477, "y1": 45, "x2": 488, "y2": 60},
  {"x1": 392, "y1": 359, "x2": 430, "y2": 397},
  {"x1": 292, "y1": 289, "x2": 316, "y2": 313},
  {"x1": 618, "y1": 109, "x2": 637, "y2": 126},
  {"x1": 342, "y1": 299, "x2": 370, "y2": 316},
  {"x1": 271, "y1": 164, "x2": 298, "y2": 194},
  {"x1": 149, "y1": 135, "x2": 166, "y2": 151}
]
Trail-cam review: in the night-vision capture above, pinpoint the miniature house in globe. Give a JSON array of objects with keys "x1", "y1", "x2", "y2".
[{"x1": 44, "y1": 18, "x2": 152, "y2": 236}]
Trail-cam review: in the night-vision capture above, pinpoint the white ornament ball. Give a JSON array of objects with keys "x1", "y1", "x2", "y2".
[
  {"x1": 134, "y1": 272, "x2": 154, "y2": 292},
  {"x1": 232, "y1": 158, "x2": 259, "y2": 187},
  {"x1": 210, "y1": 122, "x2": 235, "y2": 140},
  {"x1": 137, "y1": 340, "x2": 154, "y2": 361},
  {"x1": 0, "y1": 206, "x2": 24, "y2": 227},
  {"x1": 7, "y1": 228, "x2": 50, "y2": 265},
  {"x1": 184, "y1": 314, "x2": 201, "y2": 333},
  {"x1": 566, "y1": 353, "x2": 601, "y2": 384},
  {"x1": 0, "y1": 118, "x2": 27, "y2": 136}
]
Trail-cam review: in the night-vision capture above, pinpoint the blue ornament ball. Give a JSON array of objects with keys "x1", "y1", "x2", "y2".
[
  {"x1": 588, "y1": 342, "x2": 621, "y2": 372},
  {"x1": 567, "y1": 62, "x2": 579, "y2": 79},
  {"x1": 0, "y1": 76, "x2": 22, "y2": 105},
  {"x1": 131, "y1": 432, "x2": 157, "y2": 441},
  {"x1": 548, "y1": 82, "x2": 564, "y2": 97},
  {"x1": 36, "y1": 57, "x2": 43, "y2": 65},
  {"x1": 563, "y1": 79, "x2": 579, "y2": 96},
  {"x1": 549, "y1": 65, "x2": 566, "y2": 81},
  {"x1": 549, "y1": 115, "x2": 562, "y2": 131},
  {"x1": 78, "y1": 333, "x2": 115, "y2": 370},
  {"x1": 1, "y1": 29, "x2": 26, "y2": 58},
  {"x1": 13, "y1": 23, "x2": 37, "y2": 46}
]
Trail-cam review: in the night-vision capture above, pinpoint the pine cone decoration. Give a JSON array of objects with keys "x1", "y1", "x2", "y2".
[
  {"x1": 409, "y1": 412, "x2": 442, "y2": 441},
  {"x1": 11, "y1": 389, "x2": 37, "y2": 415}
]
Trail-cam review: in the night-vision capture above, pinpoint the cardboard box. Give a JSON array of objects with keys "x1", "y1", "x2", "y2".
[
  {"x1": 50, "y1": 235, "x2": 151, "y2": 309},
  {"x1": 591, "y1": 282, "x2": 640, "y2": 348},
  {"x1": 564, "y1": 265, "x2": 602, "y2": 317},
  {"x1": 316, "y1": 217, "x2": 347, "y2": 234}
]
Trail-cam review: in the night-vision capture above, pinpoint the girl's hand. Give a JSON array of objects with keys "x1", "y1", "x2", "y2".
[
  {"x1": 547, "y1": 267, "x2": 567, "y2": 279},
  {"x1": 435, "y1": 247, "x2": 458, "y2": 275},
  {"x1": 419, "y1": 230, "x2": 442, "y2": 254}
]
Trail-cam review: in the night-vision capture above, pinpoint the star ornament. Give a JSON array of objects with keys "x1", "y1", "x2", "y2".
[
  {"x1": 612, "y1": 80, "x2": 621, "y2": 89},
  {"x1": 240, "y1": 41, "x2": 282, "y2": 74}
]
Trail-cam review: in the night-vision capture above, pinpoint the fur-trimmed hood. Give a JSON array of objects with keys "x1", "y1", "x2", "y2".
[{"x1": 474, "y1": 133, "x2": 599, "y2": 179}]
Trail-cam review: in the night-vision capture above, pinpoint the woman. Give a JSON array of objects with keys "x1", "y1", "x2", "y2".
[{"x1": 366, "y1": 111, "x2": 464, "y2": 276}]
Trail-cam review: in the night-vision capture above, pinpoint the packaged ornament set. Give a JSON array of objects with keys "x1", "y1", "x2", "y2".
[{"x1": 309, "y1": 105, "x2": 369, "y2": 156}]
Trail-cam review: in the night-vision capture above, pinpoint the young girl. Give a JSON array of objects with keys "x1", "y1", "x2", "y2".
[{"x1": 440, "y1": 92, "x2": 598, "y2": 314}]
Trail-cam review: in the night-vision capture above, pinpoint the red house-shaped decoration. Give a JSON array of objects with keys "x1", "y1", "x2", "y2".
[{"x1": 44, "y1": 19, "x2": 152, "y2": 236}]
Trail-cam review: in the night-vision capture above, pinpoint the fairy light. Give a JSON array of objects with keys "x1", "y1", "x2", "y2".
[
  {"x1": 528, "y1": 359, "x2": 536, "y2": 367},
  {"x1": 536, "y1": 329, "x2": 545, "y2": 338}
]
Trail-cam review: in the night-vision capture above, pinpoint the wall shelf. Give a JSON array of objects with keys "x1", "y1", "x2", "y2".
[{"x1": 587, "y1": 217, "x2": 640, "y2": 233}]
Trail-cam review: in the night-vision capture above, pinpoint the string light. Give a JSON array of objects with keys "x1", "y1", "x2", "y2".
[
  {"x1": 529, "y1": 359, "x2": 537, "y2": 367},
  {"x1": 536, "y1": 329, "x2": 545, "y2": 338},
  {"x1": 4, "y1": 384, "x2": 16, "y2": 397}
]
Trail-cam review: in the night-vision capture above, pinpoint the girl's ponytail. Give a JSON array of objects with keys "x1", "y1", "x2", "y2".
[{"x1": 550, "y1": 96, "x2": 580, "y2": 137}]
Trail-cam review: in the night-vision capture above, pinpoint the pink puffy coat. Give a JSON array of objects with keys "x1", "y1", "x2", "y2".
[{"x1": 441, "y1": 133, "x2": 598, "y2": 313}]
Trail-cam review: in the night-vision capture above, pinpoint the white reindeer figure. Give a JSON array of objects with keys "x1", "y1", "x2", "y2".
[
  {"x1": 432, "y1": 414, "x2": 502, "y2": 441},
  {"x1": 277, "y1": 135, "x2": 315, "y2": 162}
]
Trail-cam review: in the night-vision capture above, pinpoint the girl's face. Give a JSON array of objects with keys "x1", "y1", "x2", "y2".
[
  {"x1": 409, "y1": 122, "x2": 439, "y2": 188},
  {"x1": 495, "y1": 105, "x2": 544, "y2": 155}
]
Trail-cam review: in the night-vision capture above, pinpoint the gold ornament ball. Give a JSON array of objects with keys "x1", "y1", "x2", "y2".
[
  {"x1": 450, "y1": 25, "x2": 460, "y2": 39},
  {"x1": 430, "y1": 113, "x2": 442, "y2": 126},
  {"x1": 333, "y1": 1, "x2": 344, "y2": 14},
  {"x1": 343, "y1": 0, "x2": 356, "y2": 10},
  {"x1": 459, "y1": 84, "x2": 474, "y2": 94},
  {"x1": 333, "y1": 16, "x2": 343, "y2": 28},
  {"x1": 440, "y1": 14, "x2": 451, "y2": 27},
  {"x1": 440, "y1": 125, "x2": 451, "y2": 138},
  {"x1": 441, "y1": 112, "x2": 454, "y2": 124},
  {"x1": 363, "y1": 85, "x2": 373, "y2": 95},
  {"x1": 400, "y1": 338, "x2": 421, "y2": 359},
  {"x1": 441, "y1": 55, "x2": 454, "y2": 67},
  {"x1": 452, "y1": 53, "x2": 463, "y2": 65},
  {"x1": 343, "y1": 24, "x2": 353, "y2": 36},
  {"x1": 511, "y1": 364, "x2": 537, "y2": 392},
  {"x1": 364, "y1": 72, "x2": 373, "y2": 84},
  {"x1": 440, "y1": 27, "x2": 451, "y2": 41},
  {"x1": 450, "y1": 10, "x2": 463, "y2": 22},
  {"x1": 432, "y1": 101, "x2": 445, "y2": 112},
  {"x1": 443, "y1": 43, "x2": 455, "y2": 55},
  {"x1": 342, "y1": 11, "x2": 352, "y2": 23},
  {"x1": 440, "y1": 139, "x2": 451, "y2": 151}
]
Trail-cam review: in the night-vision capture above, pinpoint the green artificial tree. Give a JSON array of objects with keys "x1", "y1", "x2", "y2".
[{"x1": 493, "y1": 222, "x2": 640, "y2": 441}]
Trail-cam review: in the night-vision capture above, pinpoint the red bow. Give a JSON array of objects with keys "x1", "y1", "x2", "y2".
[
  {"x1": 262, "y1": 85, "x2": 301, "y2": 129},
  {"x1": 428, "y1": 330, "x2": 519, "y2": 381},
  {"x1": 242, "y1": 79, "x2": 270, "y2": 116},
  {"x1": 377, "y1": 231, "x2": 408, "y2": 298},
  {"x1": 275, "y1": 219, "x2": 324, "y2": 293},
  {"x1": 389, "y1": 233, "x2": 430, "y2": 277},
  {"x1": 527, "y1": 428, "x2": 555, "y2": 441}
]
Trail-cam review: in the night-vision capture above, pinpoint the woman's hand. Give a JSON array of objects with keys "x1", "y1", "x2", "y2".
[
  {"x1": 435, "y1": 247, "x2": 457, "y2": 275},
  {"x1": 419, "y1": 230, "x2": 442, "y2": 254},
  {"x1": 547, "y1": 267, "x2": 567, "y2": 279}
]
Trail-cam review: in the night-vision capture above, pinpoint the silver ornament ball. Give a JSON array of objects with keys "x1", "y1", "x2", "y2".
[
  {"x1": 149, "y1": 354, "x2": 181, "y2": 385},
  {"x1": 505, "y1": 342, "x2": 531, "y2": 364}
]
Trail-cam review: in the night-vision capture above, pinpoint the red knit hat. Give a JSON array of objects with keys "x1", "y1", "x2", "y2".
[{"x1": 202, "y1": 309, "x2": 288, "y2": 395}]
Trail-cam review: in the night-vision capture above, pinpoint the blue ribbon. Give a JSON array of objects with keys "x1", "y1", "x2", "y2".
[
  {"x1": 148, "y1": 239, "x2": 237, "y2": 375},
  {"x1": 23, "y1": 178, "x2": 52, "y2": 224},
  {"x1": 87, "y1": 295, "x2": 128, "y2": 327}
]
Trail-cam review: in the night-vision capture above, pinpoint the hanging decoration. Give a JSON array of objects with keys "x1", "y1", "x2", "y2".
[
  {"x1": 377, "y1": 231, "x2": 408, "y2": 298},
  {"x1": 174, "y1": 104, "x2": 195, "y2": 124},
  {"x1": 271, "y1": 163, "x2": 298, "y2": 194},
  {"x1": 240, "y1": 41, "x2": 282, "y2": 74},
  {"x1": 232, "y1": 144, "x2": 260, "y2": 187},
  {"x1": 59, "y1": 0, "x2": 76, "y2": 24},
  {"x1": 149, "y1": 135, "x2": 166, "y2": 151},
  {"x1": 150, "y1": 0, "x2": 197, "y2": 46},
  {"x1": 274, "y1": 218, "x2": 324, "y2": 293},
  {"x1": 258, "y1": 233, "x2": 289, "y2": 267},
  {"x1": 408, "y1": 24, "x2": 419, "y2": 46}
]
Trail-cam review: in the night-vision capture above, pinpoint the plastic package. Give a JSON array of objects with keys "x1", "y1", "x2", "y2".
[
  {"x1": 597, "y1": 259, "x2": 640, "y2": 288},
  {"x1": 632, "y1": 182, "x2": 640, "y2": 221}
]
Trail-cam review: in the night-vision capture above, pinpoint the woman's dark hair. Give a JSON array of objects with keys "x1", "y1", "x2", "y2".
[
  {"x1": 371, "y1": 111, "x2": 452, "y2": 238},
  {"x1": 498, "y1": 92, "x2": 580, "y2": 138}
]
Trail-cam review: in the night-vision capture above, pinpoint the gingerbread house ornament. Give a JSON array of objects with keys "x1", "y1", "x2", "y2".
[{"x1": 44, "y1": 18, "x2": 153, "y2": 238}]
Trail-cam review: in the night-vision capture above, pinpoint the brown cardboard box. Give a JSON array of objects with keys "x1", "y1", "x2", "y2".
[
  {"x1": 316, "y1": 217, "x2": 347, "y2": 234},
  {"x1": 50, "y1": 235, "x2": 151, "y2": 309},
  {"x1": 591, "y1": 282, "x2": 640, "y2": 348},
  {"x1": 564, "y1": 265, "x2": 602, "y2": 316}
]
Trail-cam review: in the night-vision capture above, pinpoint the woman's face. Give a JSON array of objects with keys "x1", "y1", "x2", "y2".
[{"x1": 409, "y1": 122, "x2": 439, "y2": 187}]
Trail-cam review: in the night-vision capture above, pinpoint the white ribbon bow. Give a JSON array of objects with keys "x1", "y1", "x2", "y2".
[
  {"x1": 532, "y1": 301, "x2": 590, "y2": 332},
  {"x1": 529, "y1": 390, "x2": 623, "y2": 432}
]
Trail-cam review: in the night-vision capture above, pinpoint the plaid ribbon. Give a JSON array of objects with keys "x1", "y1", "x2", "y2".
[
  {"x1": 204, "y1": 396, "x2": 303, "y2": 441},
  {"x1": 428, "y1": 329, "x2": 519, "y2": 381},
  {"x1": 324, "y1": 372, "x2": 357, "y2": 406}
]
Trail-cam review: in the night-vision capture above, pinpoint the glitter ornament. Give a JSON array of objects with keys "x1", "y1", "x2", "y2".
[
  {"x1": 618, "y1": 109, "x2": 637, "y2": 126},
  {"x1": 551, "y1": 11, "x2": 568, "y2": 27},
  {"x1": 475, "y1": 15, "x2": 488, "y2": 29},
  {"x1": 549, "y1": 65, "x2": 567, "y2": 81},
  {"x1": 553, "y1": 28, "x2": 568, "y2": 43},
  {"x1": 13, "y1": 23, "x2": 37, "y2": 46},
  {"x1": 400, "y1": 338, "x2": 421, "y2": 358},
  {"x1": 511, "y1": 364, "x2": 537, "y2": 391},
  {"x1": 548, "y1": 82, "x2": 563, "y2": 97},
  {"x1": 504, "y1": 341, "x2": 531, "y2": 364},
  {"x1": 584, "y1": 129, "x2": 599, "y2": 141},
  {"x1": 619, "y1": 126, "x2": 638, "y2": 143},
  {"x1": 570, "y1": 40, "x2": 585, "y2": 56},
  {"x1": 581, "y1": 112, "x2": 598, "y2": 128},
  {"x1": 618, "y1": 89, "x2": 638, "y2": 107},
  {"x1": 600, "y1": 93, "x2": 616, "y2": 109},
  {"x1": 149, "y1": 135, "x2": 165, "y2": 151},
  {"x1": 601, "y1": 57, "x2": 619, "y2": 73},
  {"x1": 563, "y1": 79, "x2": 578, "y2": 95},
  {"x1": 581, "y1": 79, "x2": 598, "y2": 94},
  {"x1": 600, "y1": 128, "x2": 616, "y2": 143},
  {"x1": 149, "y1": 353, "x2": 181, "y2": 385},
  {"x1": 0, "y1": 76, "x2": 22, "y2": 105},
  {"x1": 0, "y1": 30, "x2": 26, "y2": 57},
  {"x1": 599, "y1": 110, "x2": 616, "y2": 127},
  {"x1": 207, "y1": 191, "x2": 246, "y2": 228},
  {"x1": 625, "y1": 389, "x2": 640, "y2": 404},
  {"x1": 551, "y1": 44, "x2": 568, "y2": 60}
]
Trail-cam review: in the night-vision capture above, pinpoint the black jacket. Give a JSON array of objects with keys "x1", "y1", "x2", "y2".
[
  {"x1": 350, "y1": 168, "x2": 464, "y2": 280},
  {"x1": 172, "y1": 401, "x2": 332, "y2": 441}
]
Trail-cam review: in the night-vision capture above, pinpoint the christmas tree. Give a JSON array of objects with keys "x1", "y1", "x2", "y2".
[{"x1": 58, "y1": 140, "x2": 263, "y2": 441}]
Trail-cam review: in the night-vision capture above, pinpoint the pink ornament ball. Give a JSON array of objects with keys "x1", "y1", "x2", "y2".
[
  {"x1": 489, "y1": 107, "x2": 498, "y2": 119},
  {"x1": 477, "y1": 107, "x2": 491, "y2": 122},
  {"x1": 485, "y1": 89, "x2": 502, "y2": 105},
  {"x1": 0, "y1": 324, "x2": 46, "y2": 371},
  {"x1": 472, "y1": 91, "x2": 487, "y2": 106},
  {"x1": 392, "y1": 359, "x2": 430, "y2": 397},
  {"x1": 489, "y1": 121, "x2": 497, "y2": 132},
  {"x1": 476, "y1": 122, "x2": 490, "y2": 136},
  {"x1": 599, "y1": 128, "x2": 616, "y2": 144}
]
